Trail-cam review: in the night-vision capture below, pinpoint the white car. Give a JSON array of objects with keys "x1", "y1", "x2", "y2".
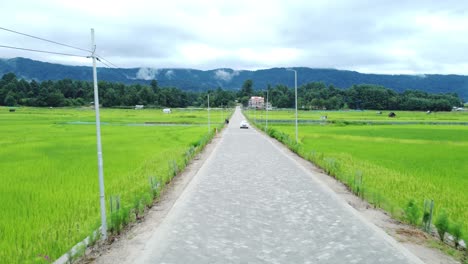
[{"x1": 240, "y1": 120, "x2": 249, "y2": 129}]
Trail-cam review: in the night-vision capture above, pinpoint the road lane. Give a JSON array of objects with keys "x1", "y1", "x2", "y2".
[{"x1": 135, "y1": 107, "x2": 423, "y2": 264}]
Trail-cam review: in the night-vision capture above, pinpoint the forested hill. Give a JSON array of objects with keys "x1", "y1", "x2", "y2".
[{"x1": 1, "y1": 57, "x2": 467, "y2": 100}]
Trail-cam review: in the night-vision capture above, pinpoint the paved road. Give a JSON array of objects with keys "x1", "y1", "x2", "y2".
[{"x1": 135, "y1": 107, "x2": 423, "y2": 264}]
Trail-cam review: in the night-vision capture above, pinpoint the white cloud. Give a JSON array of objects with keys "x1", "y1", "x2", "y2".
[
  {"x1": 136, "y1": 67, "x2": 158, "y2": 80},
  {"x1": 214, "y1": 69, "x2": 239, "y2": 82},
  {"x1": 165, "y1": 70, "x2": 175, "y2": 79}
]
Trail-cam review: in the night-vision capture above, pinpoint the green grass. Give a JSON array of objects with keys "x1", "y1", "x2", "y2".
[
  {"x1": 0, "y1": 107, "x2": 231, "y2": 263},
  {"x1": 427, "y1": 240, "x2": 465, "y2": 261},
  {"x1": 247, "y1": 109, "x2": 468, "y2": 243},
  {"x1": 246, "y1": 109, "x2": 468, "y2": 122}
]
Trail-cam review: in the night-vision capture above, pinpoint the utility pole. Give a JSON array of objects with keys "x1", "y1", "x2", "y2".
[
  {"x1": 91, "y1": 28, "x2": 107, "y2": 240},
  {"x1": 208, "y1": 93, "x2": 210, "y2": 132},
  {"x1": 265, "y1": 90, "x2": 269, "y2": 131},
  {"x1": 294, "y1": 70, "x2": 298, "y2": 142},
  {"x1": 255, "y1": 105, "x2": 257, "y2": 123},
  {"x1": 287, "y1": 68, "x2": 298, "y2": 142}
]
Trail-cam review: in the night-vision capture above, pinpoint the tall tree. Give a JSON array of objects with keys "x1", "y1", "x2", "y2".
[
  {"x1": 239, "y1": 79, "x2": 253, "y2": 97},
  {"x1": 4, "y1": 91, "x2": 17, "y2": 106},
  {"x1": 238, "y1": 79, "x2": 254, "y2": 106},
  {"x1": 150, "y1": 79, "x2": 159, "y2": 93}
]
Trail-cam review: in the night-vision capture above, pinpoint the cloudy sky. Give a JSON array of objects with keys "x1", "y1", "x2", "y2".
[{"x1": 2, "y1": 0, "x2": 468, "y2": 74}]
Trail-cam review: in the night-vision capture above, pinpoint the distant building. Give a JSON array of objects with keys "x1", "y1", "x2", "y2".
[{"x1": 248, "y1": 96, "x2": 265, "y2": 109}]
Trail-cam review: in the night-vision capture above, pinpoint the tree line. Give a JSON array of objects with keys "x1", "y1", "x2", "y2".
[
  {"x1": 0, "y1": 73, "x2": 237, "y2": 108},
  {"x1": 0, "y1": 73, "x2": 463, "y2": 111},
  {"x1": 243, "y1": 81, "x2": 463, "y2": 111}
]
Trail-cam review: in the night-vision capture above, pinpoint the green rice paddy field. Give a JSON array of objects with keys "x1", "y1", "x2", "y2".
[
  {"x1": 0, "y1": 107, "x2": 229, "y2": 263},
  {"x1": 247, "y1": 108, "x2": 468, "y2": 123},
  {"x1": 248, "y1": 109, "x2": 468, "y2": 241}
]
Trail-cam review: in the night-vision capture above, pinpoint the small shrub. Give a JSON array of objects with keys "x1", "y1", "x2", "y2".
[
  {"x1": 353, "y1": 171, "x2": 364, "y2": 197},
  {"x1": 110, "y1": 211, "x2": 122, "y2": 234},
  {"x1": 422, "y1": 200, "x2": 434, "y2": 232},
  {"x1": 142, "y1": 192, "x2": 153, "y2": 207},
  {"x1": 133, "y1": 197, "x2": 141, "y2": 214},
  {"x1": 371, "y1": 191, "x2": 383, "y2": 209},
  {"x1": 404, "y1": 199, "x2": 421, "y2": 225},
  {"x1": 422, "y1": 210, "x2": 431, "y2": 230},
  {"x1": 435, "y1": 210, "x2": 450, "y2": 242},
  {"x1": 149, "y1": 177, "x2": 160, "y2": 198},
  {"x1": 324, "y1": 158, "x2": 340, "y2": 177},
  {"x1": 170, "y1": 159, "x2": 179, "y2": 177},
  {"x1": 120, "y1": 207, "x2": 131, "y2": 226},
  {"x1": 138, "y1": 201, "x2": 145, "y2": 216},
  {"x1": 129, "y1": 210, "x2": 137, "y2": 223},
  {"x1": 451, "y1": 222, "x2": 463, "y2": 249},
  {"x1": 184, "y1": 146, "x2": 195, "y2": 162}
]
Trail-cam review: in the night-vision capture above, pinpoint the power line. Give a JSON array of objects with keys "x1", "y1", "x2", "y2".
[
  {"x1": 96, "y1": 55, "x2": 120, "y2": 69},
  {"x1": 96, "y1": 58, "x2": 113, "y2": 68},
  {"x1": 0, "y1": 44, "x2": 128, "y2": 75},
  {"x1": 96, "y1": 58, "x2": 130, "y2": 80},
  {"x1": 1, "y1": 26, "x2": 127, "y2": 71},
  {"x1": 0, "y1": 26, "x2": 92, "y2": 53},
  {"x1": 0, "y1": 44, "x2": 88, "y2": 58},
  {"x1": 1, "y1": 26, "x2": 128, "y2": 78}
]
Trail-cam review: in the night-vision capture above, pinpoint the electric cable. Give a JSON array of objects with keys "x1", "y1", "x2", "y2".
[
  {"x1": 96, "y1": 55, "x2": 121, "y2": 68},
  {"x1": 0, "y1": 44, "x2": 88, "y2": 58},
  {"x1": 1, "y1": 26, "x2": 130, "y2": 79},
  {"x1": 0, "y1": 26, "x2": 92, "y2": 53},
  {"x1": 96, "y1": 59, "x2": 130, "y2": 80}
]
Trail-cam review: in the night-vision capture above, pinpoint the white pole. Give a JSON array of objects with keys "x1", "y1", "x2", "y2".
[
  {"x1": 265, "y1": 90, "x2": 268, "y2": 131},
  {"x1": 287, "y1": 68, "x2": 298, "y2": 142},
  {"x1": 208, "y1": 94, "x2": 210, "y2": 132},
  {"x1": 255, "y1": 106, "x2": 257, "y2": 123},
  {"x1": 91, "y1": 28, "x2": 107, "y2": 240},
  {"x1": 294, "y1": 70, "x2": 298, "y2": 143}
]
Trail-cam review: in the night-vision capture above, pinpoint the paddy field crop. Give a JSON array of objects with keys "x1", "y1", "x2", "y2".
[
  {"x1": 0, "y1": 107, "x2": 230, "y2": 263},
  {"x1": 246, "y1": 108, "x2": 468, "y2": 123},
  {"x1": 247, "y1": 109, "x2": 468, "y2": 242}
]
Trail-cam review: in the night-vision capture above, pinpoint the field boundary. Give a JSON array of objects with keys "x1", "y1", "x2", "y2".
[
  {"x1": 54, "y1": 228, "x2": 101, "y2": 264},
  {"x1": 260, "y1": 119, "x2": 468, "y2": 125}
]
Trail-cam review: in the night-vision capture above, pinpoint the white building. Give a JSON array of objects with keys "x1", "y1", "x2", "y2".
[{"x1": 248, "y1": 96, "x2": 265, "y2": 109}]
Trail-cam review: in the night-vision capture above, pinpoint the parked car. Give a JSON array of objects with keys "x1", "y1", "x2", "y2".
[{"x1": 240, "y1": 120, "x2": 249, "y2": 129}]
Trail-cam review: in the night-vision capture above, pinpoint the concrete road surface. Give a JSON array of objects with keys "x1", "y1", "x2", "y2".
[{"x1": 135, "y1": 107, "x2": 423, "y2": 264}]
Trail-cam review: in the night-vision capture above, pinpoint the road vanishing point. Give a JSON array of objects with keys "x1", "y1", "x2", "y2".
[{"x1": 106, "y1": 107, "x2": 424, "y2": 264}]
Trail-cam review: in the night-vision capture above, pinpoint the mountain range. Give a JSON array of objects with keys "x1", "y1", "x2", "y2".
[{"x1": 1, "y1": 57, "x2": 467, "y2": 100}]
